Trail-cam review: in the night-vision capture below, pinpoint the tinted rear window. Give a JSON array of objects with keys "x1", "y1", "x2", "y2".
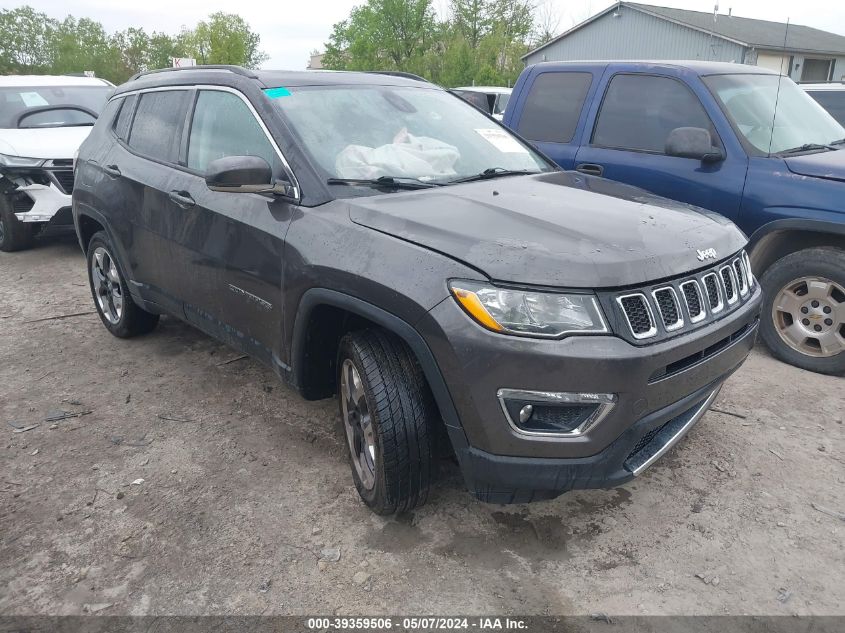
[
  {"x1": 113, "y1": 94, "x2": 137, "y2": 141},
  {"x1": 128, "y1": 90, "x2": 190, "y2": 163},
  {"x1": 806, "y1": 90, "x2": 845, "y2": 126},
  {"x1": 516, "y1": 72, "x2": 592, "y2": 143}
]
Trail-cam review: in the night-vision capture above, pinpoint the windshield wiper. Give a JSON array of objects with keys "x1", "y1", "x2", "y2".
[
  {"x1": 327, "y1": 176, "x2": 438, "y2": 190},
  {"x1": 445, "y1": 167, "x2": 540, "y2": 184},
  {"x1": 778, "y1": 143, "x2": 839, "y2": 155},
  {"x1": 831, "y1": 138, "x2": 845, "y2": 146}
]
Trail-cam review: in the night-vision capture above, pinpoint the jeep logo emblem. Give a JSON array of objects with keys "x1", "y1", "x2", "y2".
[{"x1": 696, "y1": 248, "x2": 718, "y2": 261}]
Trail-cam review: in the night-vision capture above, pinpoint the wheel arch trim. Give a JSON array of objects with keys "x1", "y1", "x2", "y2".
[
  {"x1": 290, "y1": 288, "x2": 469, "y2": 450},
  {"x1": 747, "y1": 218, "x2": 845, "y2": 273}
]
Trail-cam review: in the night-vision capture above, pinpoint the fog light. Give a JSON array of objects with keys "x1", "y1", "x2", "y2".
[
  {"x1": 497, "y1": 389, "x2": 616, "y2": 437},
  {"x1": 518, "y1": 404, "x2": 534, "y2": 424}
]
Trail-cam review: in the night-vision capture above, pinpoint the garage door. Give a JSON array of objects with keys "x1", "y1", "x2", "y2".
[{"x1": 756, "y1": 52, "x2": 791, "y2": 75}]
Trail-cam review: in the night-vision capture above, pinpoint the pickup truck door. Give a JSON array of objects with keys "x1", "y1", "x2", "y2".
[
  {"x1": 573, "y1": 70, "x2": 748, "y2": 221},
  {"x1": 506, "y1": 66, "x2": 602, "y2": 170}
]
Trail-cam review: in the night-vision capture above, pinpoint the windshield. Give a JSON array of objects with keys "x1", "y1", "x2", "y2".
[
  {"x1": 271, "y1": 85, "x2": 551, "y2": 188},
  {"x1": 0, "y1": 85, "x2": 113, "y2": 129},
  {"x1": 704, "y1": 74, "x2": 845, "y2": 154}
]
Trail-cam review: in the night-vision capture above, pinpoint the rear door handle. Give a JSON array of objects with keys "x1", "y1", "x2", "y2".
[
  {"x1": 168, "y1": 190, "x2": 195, "y2": 208},
  {"x1": 103, "y1": 164, "x2": 121, "y2": 178},
  {"x1": 575, "y1": 163, "x2": 604, "y2": 177}
]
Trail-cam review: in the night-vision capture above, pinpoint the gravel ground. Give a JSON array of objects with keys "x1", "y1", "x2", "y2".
[{"x1": 1, "y1": 232, "x2": 843, "y2": 616}]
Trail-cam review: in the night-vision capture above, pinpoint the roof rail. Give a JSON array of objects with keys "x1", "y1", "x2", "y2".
[
  {"x1": 129, "y1": 65, "x2": 258, "y2": 82},
  {"x1": 367, "y1": 70, "x2": 429, "y2": 83}
]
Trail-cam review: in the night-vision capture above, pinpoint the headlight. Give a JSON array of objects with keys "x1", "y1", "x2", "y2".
[
  {"x1": 0, "y1": 153, "x2": 45, "y2": 168},
  {"x1": 449, "y1": 280, "x2": 609, "y2": 338}
]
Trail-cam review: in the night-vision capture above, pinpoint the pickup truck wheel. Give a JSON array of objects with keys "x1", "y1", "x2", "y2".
[
  {"x1": 0, "y1": 194, "x2": 35, "y2": 252},
  {"x1": 337, "y1": 329, "x2": 437, "y2": 514},
  {"x1": 759, "y1": 247, "x2": 845, "y2": 375},
  {"x1": 86, "y1": 231, "x2": 159, "y2": 338}
]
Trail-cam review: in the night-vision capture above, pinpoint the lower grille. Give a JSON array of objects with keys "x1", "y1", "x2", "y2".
[
  {"x1": 627, "y1": 423, "x2": 666, "y2": 460},
  {"x1": 12, "y1": 194, "x2": 34, "y2": 213}
]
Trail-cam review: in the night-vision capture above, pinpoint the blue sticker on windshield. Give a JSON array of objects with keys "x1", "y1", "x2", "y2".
[{"x1": 264, "y1": 87, "x2": 292, "y2": 99}]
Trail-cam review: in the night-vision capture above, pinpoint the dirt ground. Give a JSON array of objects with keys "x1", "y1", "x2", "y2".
[{"x1": 1, "y1": 231, "x2": 843, "y2": 617}]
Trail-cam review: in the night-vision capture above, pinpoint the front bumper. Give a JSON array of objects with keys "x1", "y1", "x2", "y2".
[
  {"x1": 421, "y1": 284, "x2": 761, "y2": 500},
  {"x1": 13, "y1": 182, "x2": 72, "y2": 223}
]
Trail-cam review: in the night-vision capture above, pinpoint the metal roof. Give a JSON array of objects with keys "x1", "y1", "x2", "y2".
[
  {"x1": 527, "y1": 60, "x2": 779, "y2": 76},
  {"x1": 525, "y1": 2, "x2": 845, "y2": 60}
]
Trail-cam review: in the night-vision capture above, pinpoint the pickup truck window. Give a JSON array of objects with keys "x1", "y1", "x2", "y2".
[
  {"x1": 593, "y1": 74, "x2": 714, "y2": 153},
  {"x1": 704, "y1": 74, "x2": 845, "y2": 155},
  {"x1": 516, "y1": 72, "x2": 592, "y2": 143}
]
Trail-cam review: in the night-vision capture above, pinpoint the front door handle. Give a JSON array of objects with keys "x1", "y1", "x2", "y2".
[
  {"x1": 168, "y1": 190, "x2": 196, "y2": 209},
  {"x1": 103, "y1": 164, "x2": 121, "y2": 178},
  {"x1": 575, "y1": 163, "x2": 604, "y2": 177}
]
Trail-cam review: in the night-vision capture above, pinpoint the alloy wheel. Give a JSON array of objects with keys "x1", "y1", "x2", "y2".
[
  {"x1": 91, "y1": 246, "x2": 124, "y2": 325},
  {"x1": 772, "y1": 276, "x2": 845, "y2": 358},
  {"x1": 340, "y1": 358, "x2": 376, "y2": 490}
]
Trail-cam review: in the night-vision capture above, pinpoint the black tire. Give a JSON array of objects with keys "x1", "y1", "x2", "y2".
[
  {"x1": 759, "y1": 247, "x2": 845, "y2": 375},
  {"x1": 0, "y1": 194, "x2": 35, "y2": 252},
  {"x1": 86, "y1": 231, "x2": 159, "y2": 338},
  {"x1": 337, "y1": 329, "x2": 438, "y2": 514}
]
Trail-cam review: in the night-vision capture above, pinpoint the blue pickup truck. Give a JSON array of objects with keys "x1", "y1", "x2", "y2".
[{"x1": 504, "y1": 61, "x2": 845, "y2": 375}]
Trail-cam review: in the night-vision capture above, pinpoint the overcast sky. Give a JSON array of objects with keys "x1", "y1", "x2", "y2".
[{"x1": 18, "y1": 0, "x2": 845, "y2": 70}]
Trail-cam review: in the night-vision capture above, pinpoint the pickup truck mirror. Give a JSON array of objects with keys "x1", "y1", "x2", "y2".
[
  {"x1": 665, "y1": 127, "x2": 725, "y2": 163},
  {"x1": 205, "y1": 155, "x2": 288, "y2": 194}
]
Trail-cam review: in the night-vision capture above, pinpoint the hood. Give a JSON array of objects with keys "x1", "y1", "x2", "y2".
[
  {"x1": 348, "y1": 171, "x2": 747, "y2": 288},
  {"x1": 0, "y1": 127, "x2": 93, "y2": 160},
  {"x1": 784, "y1": 148, "x2": 845, "y2": 183}
]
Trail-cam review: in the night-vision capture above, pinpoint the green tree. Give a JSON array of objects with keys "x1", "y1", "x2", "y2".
[
  {"x1": 323, "y1": 0, "x2": 437, "y2": 71},
  {"x1": 0, "y1": 6, "x2": 55, "y2": 73},
  {"x1": 187, "y1": 12, "x2": 268, "y2": 68}
]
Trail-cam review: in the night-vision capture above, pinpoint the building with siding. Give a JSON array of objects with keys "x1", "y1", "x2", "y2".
[{"x1": 523, "y1": 2, "x2": 845, "y2": 83}]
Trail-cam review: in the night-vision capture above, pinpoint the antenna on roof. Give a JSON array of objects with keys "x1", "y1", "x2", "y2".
[{"x1": 767, "y1": 17, "x2": 790, "y2": 155}]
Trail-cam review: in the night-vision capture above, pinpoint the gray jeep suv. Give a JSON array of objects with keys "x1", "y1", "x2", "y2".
[{"x1": 73, "y1": 66, "x2": 761, "y2": 513}]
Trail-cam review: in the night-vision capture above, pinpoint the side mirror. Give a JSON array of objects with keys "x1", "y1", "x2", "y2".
[
  {"x1": 205, "y1": 155, "x2": 294, "y2": 195},
  {"x1": 665, "y1": 127, "x2": 725, "y2": 163}
]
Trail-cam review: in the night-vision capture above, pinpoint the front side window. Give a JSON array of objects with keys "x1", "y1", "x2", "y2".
[
  {"x1": 128, "y1": 90, "x2": 190, "y2": 163},
  {"x1": 493, "y1": 92, "x2": 511, "y2": 116},
  {"x1": 0, "y1": 85, "x2": 113, "y2": 129},
  {"x1": 187, "y1": 90, "x2": 280, "y2": 174},
  {"x1": 704, "y1": 74, "x2": 845, "y2": 154},
  {"x1": 271, "y1": 85, "x2": 551, "y2": 191},
  {"x1": 593, "y1": 74, "x2": 714, "y2": 153},
  {"x1": 517, "y1": 72, "x2": 592, "y2": 144}
]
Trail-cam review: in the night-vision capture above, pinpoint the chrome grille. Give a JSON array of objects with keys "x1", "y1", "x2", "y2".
[
  {"x1": 613, "y1": 250, "x2": 754, "y2": 341},
  {"x1": 733, "y1": 258, "x2": 748, "y2": 296},
  {"x1": 720, "y1": 266, "x2": 737, "y2": 305},
  {"x1": 680, "y1": 280, "x2": 706, "y2": 323},
  {"x1": 652, "y1": 287, "x2": 683, "y2": 331},
  {"x1": 617, "y1": 294, "x2": 656, "y2": 339},
  {"x1": 703, "y1": 273, "x2": 723, "y2": 314}
]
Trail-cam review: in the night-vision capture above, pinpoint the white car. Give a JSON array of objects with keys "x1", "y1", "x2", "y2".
[
  {"x1": 801, "y1": 83, "x2": 845, "y2": 127},
  {"x1": 450, "y1": 86, "x2": 512, "y2": 121},
  {"x1": 0, "y1": 75, "x2": 113, "y2": 251}
]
